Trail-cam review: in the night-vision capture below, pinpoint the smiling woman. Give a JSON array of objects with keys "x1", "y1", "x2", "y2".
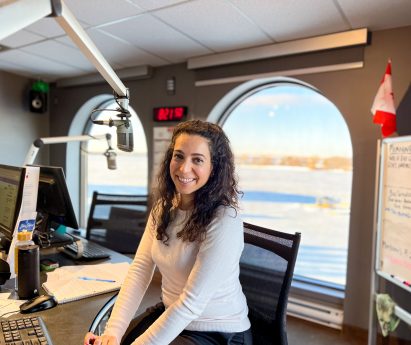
[
  {"x1": 169, "y1": 133, "x2": 213, "y2": 210},
  {"x1": 84, "y1": 120, "x2": 253, "y2": 345}
]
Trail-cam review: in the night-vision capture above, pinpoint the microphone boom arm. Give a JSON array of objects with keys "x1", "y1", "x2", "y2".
[
  {"x1": 24, "y1": 134, "x2": 109, "y2": 166},
  {"x1": 0, "y1": 0, "x2": 129, "y2": 103}
]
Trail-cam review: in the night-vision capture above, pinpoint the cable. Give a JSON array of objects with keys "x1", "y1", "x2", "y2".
[
  {"x1": 90, "y1": 93, "x2": 131, "y2": 122},
  {"x1": 0, "y1": 309, "x2": 20, "y2": 318}
]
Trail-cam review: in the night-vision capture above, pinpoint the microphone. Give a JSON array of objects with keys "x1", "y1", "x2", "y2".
[
  {"x1": 93, "y1": 118, "x2": 133, "y2": 152},
  {"x1": 104, "y1": 150, "x2": 117, "y2": 170},
  {"x1": 104, "y1": 133, "x2": 117, "y2": 170}
]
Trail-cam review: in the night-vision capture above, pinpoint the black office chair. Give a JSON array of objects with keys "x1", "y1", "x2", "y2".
[
  {"x1": 89, "y1": 222, "x2": 301, "y2": 345},
  {"x1": 241, "y1": 222, "x2": 300, "y2": 345},
  {"x1": 86, "y1": 191, "x2": 149, "y2": 253}
]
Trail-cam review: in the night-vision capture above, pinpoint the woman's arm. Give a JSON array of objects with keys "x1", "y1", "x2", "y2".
[
  {"x1": 102, "y1": 212, "x2": 157, "y2": 344},
  {"x1": 133, "y1": 207, "x2": 244, "y2": 345}
]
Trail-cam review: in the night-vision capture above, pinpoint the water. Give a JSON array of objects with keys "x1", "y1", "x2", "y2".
[{"x1": 237, "y1": 165, "x2": 351, "y2": 286}]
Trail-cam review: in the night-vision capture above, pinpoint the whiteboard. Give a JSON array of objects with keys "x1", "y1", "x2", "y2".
[{"x1": 376, "y1": 136, "x2": 411, "y2": 293}]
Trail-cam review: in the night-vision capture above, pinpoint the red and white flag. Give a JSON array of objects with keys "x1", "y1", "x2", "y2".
[{"x1": 371, "y1": 60, "x2": 396, "y2": 137}]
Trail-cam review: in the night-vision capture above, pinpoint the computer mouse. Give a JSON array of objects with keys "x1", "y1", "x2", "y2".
[{"x1": 19, "y1": 294, "x2": 57, "y2": 314}]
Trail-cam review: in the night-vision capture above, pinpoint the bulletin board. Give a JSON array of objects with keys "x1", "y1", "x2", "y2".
[{"x1": 376, "y1": 136, "x2": 411, "y2": 293}]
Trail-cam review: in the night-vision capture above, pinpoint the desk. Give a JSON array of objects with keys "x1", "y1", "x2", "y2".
[{"x1": 4, "y1": 243, "x2": 161, "y2": 345}]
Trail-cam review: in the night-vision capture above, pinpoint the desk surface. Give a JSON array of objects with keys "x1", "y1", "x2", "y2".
[{"x1": 3, "y1": 243, "x2": 148, "y2": 345}]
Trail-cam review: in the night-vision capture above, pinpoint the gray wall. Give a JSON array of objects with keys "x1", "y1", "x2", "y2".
[
  {"x1": 49, "y1": 26, "x2": 411, "y2": 332},
  {"x1": 0, "y1": 71, "x2": 49, "y2": 166}
]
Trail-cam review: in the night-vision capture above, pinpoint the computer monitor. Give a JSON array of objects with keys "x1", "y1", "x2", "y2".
[
  {"x1": 0, "y1": 165, "x2": 24, "y2": 244},
  {"x1": 34, "y1": 165, "x2": 79, "y2": 234},
  {"x1": 0, "y1": 164, "x2": 78, "y2": 251}
]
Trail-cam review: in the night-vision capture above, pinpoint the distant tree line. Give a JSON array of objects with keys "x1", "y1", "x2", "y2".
[{"x1": 236, "y1": 154, "x2": 352, "y2": 171}]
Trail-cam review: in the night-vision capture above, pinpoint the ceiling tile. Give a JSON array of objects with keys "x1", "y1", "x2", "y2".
[
  {"x1": 20, "y1": 40, "x2": 94, "y2": 72},
  {"x1": 86, "y1": 29, "x2": 169, "y2": 67},
  {"x1": 153, "y1": 0, "x2": 272, "y2": 52},
  {"x1": 55, "y1": 35, "x2": 122, "y2": 70},
  {"x1": 0, "y1": 50, "x2": 81, "y2": 79},
  {"x1": 130, "y1": 0, "x2": 187, "y2": 11},
  {"x1": 24, "y1": 17, "x2": 66, "y2": 38},
  {"x1": 0, "y1": 60, "x2": 50, "y2": 80},
  {"x1": 231, "y1": 0, "x2": 350, "y2": 42},
  {"x1": 57, "y1": 29, "x2": 168, "y2": 68},
  {"x1": 0, "y1": 0, "x2": 410, "y2": 80},
  {"x1": 0, "y1": 59, "x2": 27, "y2": 74},
  {"x1": 100, "y1": 14, "x2": 211, "y2": 62},
  {"x1": 0, "y1": 30, "x2": 44, "y2": 48},
  {"x1": 64, "y1": 0, "x2": 144, "y2": 26},
  {"x1": 337, "y1": 0, "x2": 411, "y2": 30}
]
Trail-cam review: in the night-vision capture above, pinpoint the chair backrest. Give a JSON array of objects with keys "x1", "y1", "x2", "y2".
[
  {"x1": 86, "y1": 191, "x2": 149, "y2": 253},
  {"x1": 240, "y1": 222, "x2": 301, "y2": 345}
]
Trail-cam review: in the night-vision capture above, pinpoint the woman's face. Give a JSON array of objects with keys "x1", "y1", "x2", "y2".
[{"x1": 170, "y1": 133, "x2": 213, "y2": 208}]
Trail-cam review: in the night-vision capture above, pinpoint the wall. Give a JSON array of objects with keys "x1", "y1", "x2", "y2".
[
  {"x1": 0, "y1": 70, "x2": 49, "y2": 166},
  {"x1": 49, "y1": 26, "x2": 411, "y2": 331}
]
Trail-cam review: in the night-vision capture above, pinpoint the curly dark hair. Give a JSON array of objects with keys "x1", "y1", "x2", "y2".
[{"x1": 152, "y1": 120, "x2": 241, "y2": 244}]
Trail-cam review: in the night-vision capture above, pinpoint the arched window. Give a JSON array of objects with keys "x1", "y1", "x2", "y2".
[
  {"x1": 218, "y1": 81, "x2": 352, "y2": 287},
  {"x1": 67, "y1": 97, "x2": 148, "y2": 226},
  {"x1": 81, "y1": 100, "x2": 148, "y2": 222}
]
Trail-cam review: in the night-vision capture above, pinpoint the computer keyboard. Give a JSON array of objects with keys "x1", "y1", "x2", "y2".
[
  {"x1": 63, "y1": 239, "x2": 110, "y2": 260},
  {"x1": 0, "y1": 315, "x2": 54, "y2": 345}
]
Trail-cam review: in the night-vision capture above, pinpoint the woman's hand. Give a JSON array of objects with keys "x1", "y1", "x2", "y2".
[
  {"x1": 84, "y1": 332, "x2": 119, "y2": 345},
  {"x1": 84, "y1": 332, "x2": 98, "y2": 345}
]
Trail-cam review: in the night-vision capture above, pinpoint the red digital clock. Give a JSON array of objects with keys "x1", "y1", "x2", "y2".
[{"x1": 153, "y1": 106, "x2": 188, "y2": 122}]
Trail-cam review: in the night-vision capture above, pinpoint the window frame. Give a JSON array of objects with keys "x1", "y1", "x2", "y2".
[{"x1": 209, "y1": 77, "x2": 349, "y2": 308}]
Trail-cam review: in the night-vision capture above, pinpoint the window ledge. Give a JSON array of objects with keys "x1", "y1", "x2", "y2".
[
  {"x1": 291, "y1": 275, "x2": 345, "y2": 307},
  {"x1": 288, "y1": 276, "x2": 345, "y2": 329}
]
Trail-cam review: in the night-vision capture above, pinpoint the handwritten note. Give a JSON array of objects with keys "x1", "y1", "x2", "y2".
[{"x1": 380, "y1": 141, "x2": 411, "y2": 283}]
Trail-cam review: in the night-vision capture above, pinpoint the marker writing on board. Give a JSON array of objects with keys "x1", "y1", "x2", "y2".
[{"x1": 390, "y1": 274, "x2": 411, "y2": 287}]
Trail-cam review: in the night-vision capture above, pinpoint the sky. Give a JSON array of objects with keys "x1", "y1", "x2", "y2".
[
  {"x1": 85, "y1": 84, "x2": 353, "y2": 159},
  {"x1": 222, "y1": 85, "x2": 353, "y2": 158}
]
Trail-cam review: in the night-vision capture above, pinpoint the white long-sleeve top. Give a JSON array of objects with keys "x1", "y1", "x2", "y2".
[{"x1": 103, "y1": 205, "x2": 250, "y2": 345}]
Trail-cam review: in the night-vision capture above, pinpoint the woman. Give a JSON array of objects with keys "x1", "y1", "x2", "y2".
[{"x1": 85, "y1": 120, "x2": 252, "y2": 345}]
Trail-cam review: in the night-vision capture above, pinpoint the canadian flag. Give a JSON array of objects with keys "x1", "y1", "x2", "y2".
[{"x1": 371, "y1": 60, "x2": 396, "y2": 137}]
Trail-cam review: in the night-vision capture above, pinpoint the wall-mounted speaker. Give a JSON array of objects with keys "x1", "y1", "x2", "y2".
[{"x1": 29, "y1": 90, "x2": 47, "y2": 113}]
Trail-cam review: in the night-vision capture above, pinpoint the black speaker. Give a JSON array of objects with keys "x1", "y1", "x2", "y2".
[
  {"x1": 17, "y1": 245, "x2": 40, "y2": 299},
  {"x1": 29, "y1": 90, "x2": 47, "y2": 113}
]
